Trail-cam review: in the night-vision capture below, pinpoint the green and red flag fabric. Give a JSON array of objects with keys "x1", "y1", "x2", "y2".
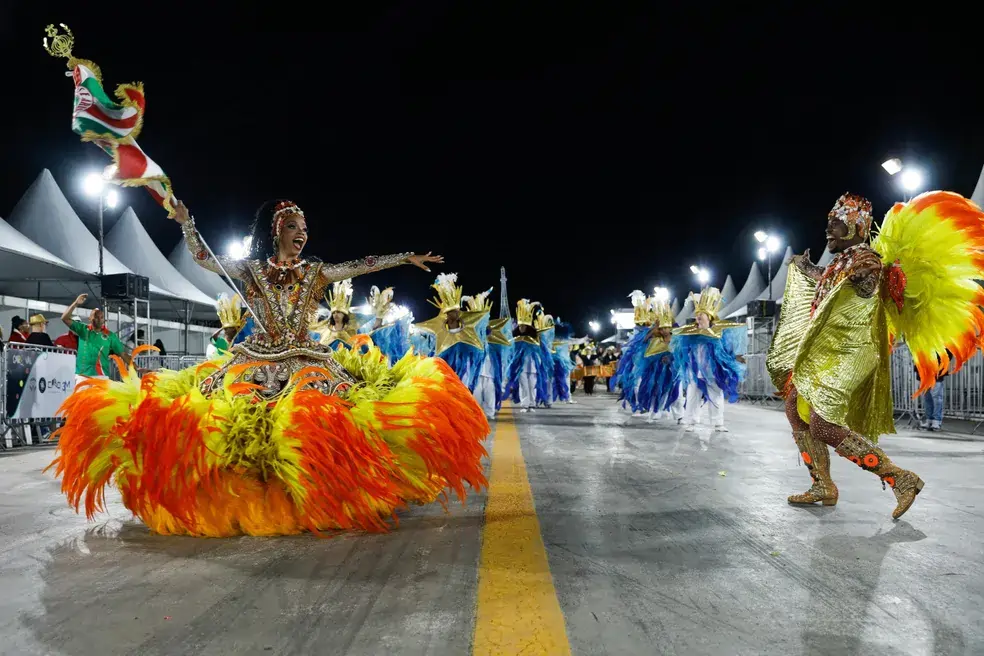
[{"x1": 44, "y1": 24, "x2": 175, "y2": 215}]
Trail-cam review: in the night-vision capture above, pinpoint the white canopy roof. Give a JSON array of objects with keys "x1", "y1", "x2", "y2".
[
  {"x1": 721, "y1": 261, "x2": 766, "y2": 319},
  {"x1": 7, "y1": 170, "x2": 179, "y2": 303},
  {"x1": 720, "y1": 275, "x2": 737, "y2": 307},
  {"x1": 0, "y1": 216, "x2": 98, "y2": 302},
  {"x1": 168, "y1": 239, "x2": 238, "y2": 300},
  {"x1": 106, "y1": 207, "x2": 215, "y2": 306},
  {"x1": 971, "y1": 163, "x2": 984, "y2": 207},
  {"x1": 756, "y1": 246, "x2": 794, "y2": 302}
]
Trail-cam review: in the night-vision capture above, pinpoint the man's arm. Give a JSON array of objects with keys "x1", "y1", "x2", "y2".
[
  {"x1": 62, "y1": 293, "x2": 87, "y2": 328},
  {"x1": 847, "y1": 250, "x2": 883, "y2": 299}
]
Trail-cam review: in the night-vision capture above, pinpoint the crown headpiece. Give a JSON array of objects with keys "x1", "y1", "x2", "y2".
[
  {"x1": 216, "y1": 293, "x2": 245, "y2": 329},
  {"x1": 515, "y1": 299, "x2": 541, "y2": 326},
  {"x1": 828, "y1": 192, "x2": 873, "y2": 240},
  {"x1": 368, "y1": 286, "x2": 394, "y2": 319},
  {"x1": 462, "y1": 287, "x2": 493, "y2": 313},
  {"x1": 652, "y1": 298, "x2": 674, "y2": 328},
  {"x1": 428, "y1": 273, "x2": 463, "y2": 312},
  {"x1": 535, "y1": 312, "x2": 555, "y2": 331},
  {"x1": 628, "y1": 290, "x2": 653, "y2": 325},
  {"x1": 691, "y1": 286, "x2": 724, "y2": 321},
  {"x1": 327, "y1": 279, "x2": 354, "y2": 314},
  {"x1": 271, "y1": 200, "x2": 305, "y2": 242}
]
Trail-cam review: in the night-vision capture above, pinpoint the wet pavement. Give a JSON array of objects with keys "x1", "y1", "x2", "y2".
[{"x1": 1, "y1": 394, "x2": 982, "y2": 655}]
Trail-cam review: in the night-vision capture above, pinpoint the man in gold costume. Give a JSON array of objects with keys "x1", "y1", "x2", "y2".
[{"x1": 768, "y1": 193, "x2": 924, "y2": 519}]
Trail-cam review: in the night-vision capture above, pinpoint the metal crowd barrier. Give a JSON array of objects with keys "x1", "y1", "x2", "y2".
[
  {"x1": 3, "y1": 345, "x2": 208, "y2": 449},
  {"x1": 1, "y1": 342, "x2": 77, "y2": 449},
  {"x1": 741, "y1": 343, "x2": 984, "y2": 427}
]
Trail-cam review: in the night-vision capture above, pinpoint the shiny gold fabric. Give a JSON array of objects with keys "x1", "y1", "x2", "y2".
[
  {"x1": 415, "y1": 310, "x2": 488, "y2": 354},
  {"x1": 766, "y1": 265, "x2": 817, "y2": 391},
  {"x1": 644, "y1": 337, "x2": 670, "y2": 357},
  {"x1": 488, "y1": 318, "x2": 513, "y2": 347},
  {"x1": 791, "y1": 279, "x2": 895, "y2": 441}
]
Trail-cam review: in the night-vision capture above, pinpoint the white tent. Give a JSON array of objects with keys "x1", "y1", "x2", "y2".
[
  {"x1": 971, "y1": 163, "x2": 984, "y2": 207},
  {"x1": 106, "y1": 207, "x2": 216, "y2": 307},
  {"x1": 670, "y1": 297, "x2": 681, "y2": 318},
  {"x1": 720, "y1": 261, "x2": 766, "y2": 319},
  {"x1": 756, "y1": 246, "x2": 794, "y2": 303},
  {"x1": 0, "y1": 216, "x2": 96, "y2": 302},
  {"x1": 168, "y1": 239, "x2": 238, "y2": 300},
  {"x1": 675, "y1": 296, "x2": 695, "y2": 324},
  {"x1": 7, "y1": 170, "x2": 180, "y2": 304},
  {"x1": 816, "y1": 247, "x2": 834, "y2": 268},
  {"x1": 720, "y1": 275, "x2": 737, "y2": 307}
]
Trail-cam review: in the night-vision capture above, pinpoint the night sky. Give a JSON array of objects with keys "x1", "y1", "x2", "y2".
[{"x1": 2, "y1": 4, "x2": 983, "y2": 332}]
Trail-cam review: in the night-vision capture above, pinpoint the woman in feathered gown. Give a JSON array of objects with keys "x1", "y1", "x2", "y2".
[{"x1": 49, "y1": 199, "x2": 489, "y2": 536}]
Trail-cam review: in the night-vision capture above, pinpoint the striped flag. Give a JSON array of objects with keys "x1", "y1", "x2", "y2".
[{"x1": 44, "y1": 24, "x2": 175, "y2": 215}]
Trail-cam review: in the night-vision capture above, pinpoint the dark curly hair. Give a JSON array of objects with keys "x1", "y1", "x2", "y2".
[{"x1": 246, "y1": 199, "x2": 321, "y2": 262}]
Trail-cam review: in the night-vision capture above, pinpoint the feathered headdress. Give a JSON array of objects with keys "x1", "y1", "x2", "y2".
[
  {"x1": 428, "y1": 273, "x2": 463, "y2": 312},
  {"x1": 516, "y1": 299, "x2": 540, "y2": 326},
  {"x1": 629, "y1": 289, "x2": 653, "y2": 325},
  {"x1": 652, "y1": 298, "x2": 674, "y2": 328},
  {"x1": 691, "y1": 286, "x2": 724, "y2": 321},
  {"x1": 368, "y1": 286, "x2": 394, "y2": 319},
  {"x1": 327, "y1": 279, "x2": 354, "y2": 314},
  {"x1": 462, "y1": 287, "x2": 493, "y2": 313},
  {"x1": 216, "y1": 293, "x2": 245, "y2": 329},
  {"x1": 535, "y1": 312, "x2": 555, "y2": 331}
]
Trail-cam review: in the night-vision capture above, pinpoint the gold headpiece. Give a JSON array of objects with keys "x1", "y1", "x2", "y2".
[
  {"x1": 652, "y1": 298, "x2": 674, "y2": 328},
  {"x1": 535, "y1": 312, "x2": 555, "y2": 331},
  {"x1": 216, "y1": 293, "x2": 245, "y2": 329},
  {"x1": 691, "y1": 286, "x2": 724, "y2": 321},
  {"x1": 628, "y1": 290, "x2": 653, "y2": 326},
  {"x1": 327, "y1": 279, "x2": 354, "y2": 314},
  {"x1": 271, "y1": 200, "x2": 305, "y2": 243},
  {"x1": 515, "y1": 299, "x2": 541, "y2": 326},
  {"x1": 428, "y1": 273, "x2": 463, "y2": 312},
  {"x1": 368, "y1": 286, "x2": 394, "y2": 319},
  {"x1": 828, "y1": 192, "x2": 873, "y2": 240},
  {"x1": 462, "y1": 288, "x2": 493, "y2": 313}
]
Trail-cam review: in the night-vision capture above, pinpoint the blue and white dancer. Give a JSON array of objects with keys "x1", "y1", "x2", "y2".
[
  {"x1": 506, "y1": 299, "x2": 551, "y2": 413},
  {"x1": 637, "y1": 297, "x2": 684, "y2": 423},
  {"x1": 535, "y1": 312, "x2": 556, "y2": 408},
  {"x1": 462, "y1": 289, "x2": 497, "y2": 420},
  {"x1": 358, "y1": 286, "x2": 412, "y2": 365},
  {"x1": 415, "y1": 273, "x2": 489, "y2": 391},
  {"x1": 672, "y1": 286, "x2": 746, "y2": 432},
  {"x1": 487, "y1": 315, "x2": 513, "y2": 413},
  {"x1": 551, "y1": 319, "x2": 577, "y2": 404},
  {"x1": 613, "y1": 290, "x2": 655, "y2": 414}
]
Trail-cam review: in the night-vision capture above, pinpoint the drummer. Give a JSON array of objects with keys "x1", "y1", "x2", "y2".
[{"x1": 579, "y1": 344, "x2": 599, "y2": 395}]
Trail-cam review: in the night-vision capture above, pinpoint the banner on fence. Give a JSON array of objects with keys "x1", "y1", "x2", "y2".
[{"x1": 9, "y1": 349, "x2": 76, "y2": 419}]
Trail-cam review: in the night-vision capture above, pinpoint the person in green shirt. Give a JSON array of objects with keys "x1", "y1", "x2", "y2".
[{"x1": 61, "y1": 293, "x2": 129, "y2": 386}]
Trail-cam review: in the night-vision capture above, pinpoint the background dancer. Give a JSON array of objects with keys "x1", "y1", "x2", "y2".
[
  {"x1": 638, "y1": 298, "x2": 683, "y2": 423},
  {"x1": 551, "y1": 319, "x2": 577, "y2": 404},
  {"x1": 359, "y1": 286, "x2": 412, "y2": 365},
  {"x1": 416, "y1": 274, "x2": 489, "y2": 392},
  {"x1": 672, "y1": 287, "x2": 745, "y2": 432},
  {"x1": 507, "y1": 299, "x2": 550, "y2": 412}
]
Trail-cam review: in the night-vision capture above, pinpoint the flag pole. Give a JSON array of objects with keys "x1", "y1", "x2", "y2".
[{"x1": 188, "y1": 214, "x2": 269, "y2": 335}]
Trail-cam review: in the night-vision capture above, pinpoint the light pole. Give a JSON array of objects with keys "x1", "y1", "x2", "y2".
[
  {"x1": 82, "y1": 172, "x2": 120, "y2": 277},
  {"x1": 754, "y1": 231, "x2": 782, "y2": 301}
]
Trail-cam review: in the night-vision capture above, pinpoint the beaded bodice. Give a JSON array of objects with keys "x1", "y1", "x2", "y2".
[{"x1": 181, "y1": 217, "x2": 412, "y2": 350}]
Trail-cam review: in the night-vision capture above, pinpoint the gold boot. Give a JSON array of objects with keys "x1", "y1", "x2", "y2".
[
  {"x1": 788, "y1": 430, "x2": 838, "y2": 506},
  {"x1": 835, "y1": 433, "x2": 925, "y2": 519}
]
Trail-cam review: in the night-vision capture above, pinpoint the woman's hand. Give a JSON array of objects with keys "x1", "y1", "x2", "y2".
[
  {"x1": 407, "y1": 252, "x2": 444, "y2": 272},
  {"x1": 170, "y1": 199, "x2": 191, "y2": 225},
  {"x1": 790, "y1": 248, "x2": 812, "y2": 271}
]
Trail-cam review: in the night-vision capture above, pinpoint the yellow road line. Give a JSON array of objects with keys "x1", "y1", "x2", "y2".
[{"x1": 473, "y1": 403, "x2": 571, "y2": 655}]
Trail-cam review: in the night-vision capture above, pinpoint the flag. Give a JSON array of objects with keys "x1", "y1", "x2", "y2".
[{"x1": 44, "y1": 24, "x2": 175, "y2": 215}]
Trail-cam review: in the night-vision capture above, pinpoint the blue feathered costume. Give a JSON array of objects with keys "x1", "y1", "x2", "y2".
[
  {"x1": 505, "y1": 300, "x2": 552, "y2": 410},
  {"x1": 486, "y1": 317, "x2": 514, "y2": 411},
  {"x1": 551, "y1": 320, "x2": 577, "y2": 402}
]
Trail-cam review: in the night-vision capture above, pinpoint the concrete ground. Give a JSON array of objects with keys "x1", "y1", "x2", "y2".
[{"x1": 1, "y1": 393, "x2": 982, "y2": 655}]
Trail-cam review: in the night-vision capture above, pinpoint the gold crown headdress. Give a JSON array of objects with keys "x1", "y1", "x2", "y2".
[
  {"x1": 628, "y1": 290, "x2": 652, "y2": 325},
  {"x1": 368, "y1": 286, "x2": 394, "y2": 318},
  {"x1": 428, "y1": 273, "x2": 463, "y2": 312},
  {"x1": 690, "y1": 286, "x2": 724, "y2": 321},
  {"x1": 216, "y1": 293, "x2": 245, "y2": 329},
  {"x1": 828, "y1": 192, "x2": 873, "y2": 240},
  {"x1": 462, "y1": 288, "x2": 493, "y2": 313},
  {"x1": 535, "y1": 312, "x2": 555, "y2": 331},
  {"x1": 327, "y1": 279, "x2": 354, "y2": 314},
  {"x1": 515, "y1": 299, "x2": 541, "y2": 326},
  {"x1": 652, "y1": 298, "x2": 674, "y2": 328}
]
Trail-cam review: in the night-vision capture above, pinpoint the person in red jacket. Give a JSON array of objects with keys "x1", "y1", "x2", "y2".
[
  {"x1": 8, "y1": 316, "x2": 28, "y2": 343},
  {"x1": 53, "y1": 316, "x2": 80, "y2": 350}
]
